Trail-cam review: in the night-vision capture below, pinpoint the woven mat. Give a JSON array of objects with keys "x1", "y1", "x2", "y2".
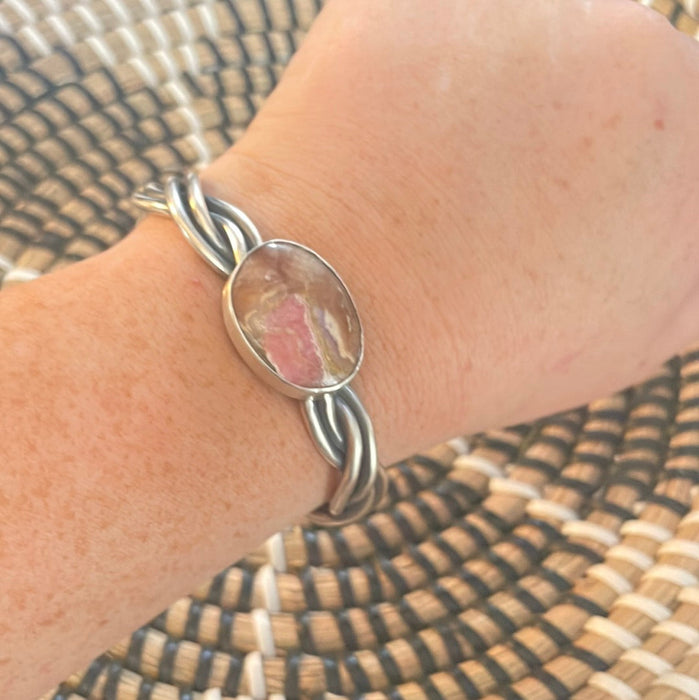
[{"x1": 1, "y1": 1, "x2": 699, "y2": 698}]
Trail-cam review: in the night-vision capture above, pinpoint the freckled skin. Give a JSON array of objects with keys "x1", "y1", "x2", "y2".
[
  {"x1": 603, "y1": 113, "x2": 622, "y2": 129},
  {"x1": 2, "y1": 2, "x2": 699, "y2": 698}
]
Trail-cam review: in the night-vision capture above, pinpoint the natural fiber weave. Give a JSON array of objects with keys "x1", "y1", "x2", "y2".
[{"x1": 1, "y1": 1, "x2": 698, "y2": 698}]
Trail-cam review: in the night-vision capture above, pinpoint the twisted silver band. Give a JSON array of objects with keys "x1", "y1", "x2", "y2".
[{"x1": 133, "y1": 172, "x2": 386, "y2": 527}]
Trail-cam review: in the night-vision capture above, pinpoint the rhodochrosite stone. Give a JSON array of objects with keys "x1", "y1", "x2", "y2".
[{"x1": 228, "y1": 240, "x2": 362, "y2": 392}]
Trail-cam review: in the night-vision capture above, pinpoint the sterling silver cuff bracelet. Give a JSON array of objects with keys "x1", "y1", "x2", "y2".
[{"x1": 133, "y1": 171, "x2": 386, "y2": 527}]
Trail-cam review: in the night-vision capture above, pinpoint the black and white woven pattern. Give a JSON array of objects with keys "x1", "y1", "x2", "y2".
[
  {"x1": 2, "y1": 1, "x2": 699, "y2": 699},
  {"x1": 0, "y1": 0, "x2": 321, "y2": 282}
]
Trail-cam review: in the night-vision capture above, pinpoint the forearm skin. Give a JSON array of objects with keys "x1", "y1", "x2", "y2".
[{"x1": 2, "y1": 0, "x2": 699, "y2": 696}]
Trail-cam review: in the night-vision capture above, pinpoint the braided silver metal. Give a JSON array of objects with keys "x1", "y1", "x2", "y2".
[{"x1": 133, "y1": 172, "x2": 386, "y2": 527}]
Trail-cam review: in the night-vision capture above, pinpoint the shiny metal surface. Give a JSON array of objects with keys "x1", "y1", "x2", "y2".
[
  {"x1": 221, "y1": 239, "x2": 364, "y2": 400},
  {"x1": 133, "y1": 171, "x2": 384, "y2": 527}
]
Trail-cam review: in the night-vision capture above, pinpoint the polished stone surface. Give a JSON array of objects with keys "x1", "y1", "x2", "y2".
[{"x1": 230, "y1": 241, "x2": 362, "y2": 390}]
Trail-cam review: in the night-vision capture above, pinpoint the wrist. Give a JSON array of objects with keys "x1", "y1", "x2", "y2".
[
  {"x1": 201, "y1": 149, "x2": 406, "y2": 457},
  {"x1": 109, "y1": 189, "x2": 342, "y2": 531},
  {"x1": 130, "y1": 166, "x2": 389, "y2": 526}
]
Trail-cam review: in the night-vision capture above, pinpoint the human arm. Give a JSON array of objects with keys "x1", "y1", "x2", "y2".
[{"x1": 1, "y1": 0, "x2": 699, "y2": 697}]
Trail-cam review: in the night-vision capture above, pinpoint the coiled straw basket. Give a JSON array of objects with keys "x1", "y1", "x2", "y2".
[{"x1": 1, "y1": 0, "x2": 699, "y2": 698}]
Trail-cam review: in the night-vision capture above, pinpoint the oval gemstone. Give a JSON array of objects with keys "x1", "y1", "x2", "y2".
[{"x1": 227, "y1": 240, "x2": 362, "y2": 394}]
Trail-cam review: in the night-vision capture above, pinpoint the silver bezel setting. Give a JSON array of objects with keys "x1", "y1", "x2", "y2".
[
  {"x1": 221, "y1": 239, "x2": 364, "y2": 400},
  {"x1": 133, "y1": 173, "x2": 383, "y2": 526}
]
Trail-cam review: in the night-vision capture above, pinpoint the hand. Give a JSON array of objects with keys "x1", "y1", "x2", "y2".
[
  {"x1": 3, "y1": 3, "x2": 698, "y2": 697},
  {"x1": 199, "y1": 0, "x2": 699, "y2": 458}
]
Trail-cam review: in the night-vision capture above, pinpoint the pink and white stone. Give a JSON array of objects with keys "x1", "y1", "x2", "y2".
[{"x1": 227, "y1": 240, "x2": 362, "y2": 392}]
